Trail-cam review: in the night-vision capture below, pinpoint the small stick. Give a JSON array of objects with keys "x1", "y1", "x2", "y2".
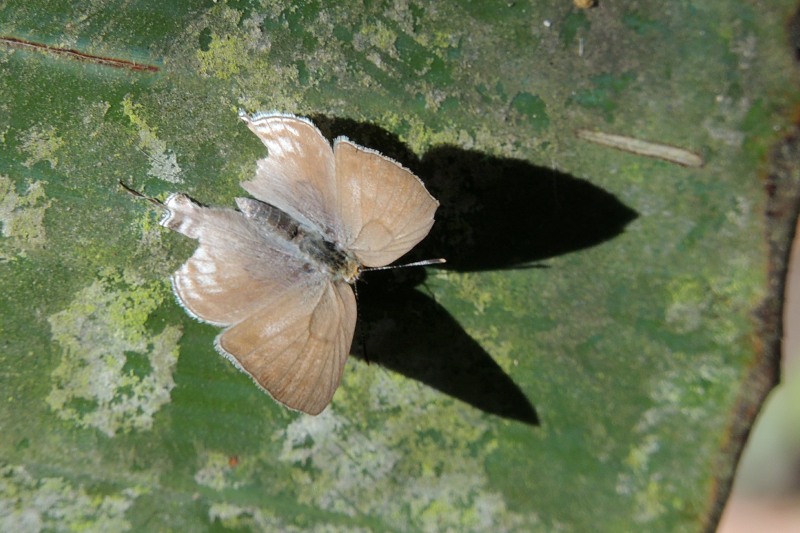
[
  {"x1": 576, "y1": 129, "x2": 704, "y2": 168},
  {"x1": 0, "y1": 36, "x2": 159, "y2": 72},
  {"x1": 118, "y1": 181, "x2": 164, "y2": 208}
]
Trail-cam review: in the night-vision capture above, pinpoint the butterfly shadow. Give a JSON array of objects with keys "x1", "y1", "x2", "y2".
[{"x1": 313, "y1": 116, "x2": 638, "y2": 426}]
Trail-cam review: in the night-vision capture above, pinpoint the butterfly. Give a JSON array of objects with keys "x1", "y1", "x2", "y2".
[{"x1": 159, "y1": 111, "x2": 440, "y2": 414}]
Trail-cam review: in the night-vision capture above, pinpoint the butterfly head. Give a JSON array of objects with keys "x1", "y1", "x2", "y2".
[{"x1": 337, "y1": 253, "x2": 362, "y2": 285}]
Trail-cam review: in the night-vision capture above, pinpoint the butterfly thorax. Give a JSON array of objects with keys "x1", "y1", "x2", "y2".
[
  {"x1": 295, "y1": 228, "x2": 361, "y2": 284},
  {"x1": 236, "y1": 196, "x2": 361, "y2": 284}
]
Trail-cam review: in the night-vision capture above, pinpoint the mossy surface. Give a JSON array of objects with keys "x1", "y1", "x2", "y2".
[{"x1": 1, "y1": 1, "x2": 797, "y2": 531}]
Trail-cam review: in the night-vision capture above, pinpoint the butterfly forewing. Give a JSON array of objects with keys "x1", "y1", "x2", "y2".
[
  {"x1": 333, "y1": 139, "x2": 438, "y2": 267},
  {"x1": 162, "y1": 193, "x2": 309, "y2": 326},
  {"x1": 239, "y1": 113, "x2": 339, "y2": 239},
  {"x1": 216, "y1": 279, "x2": 356, "y2": 415}
]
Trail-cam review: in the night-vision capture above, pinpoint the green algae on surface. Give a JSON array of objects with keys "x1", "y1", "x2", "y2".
[{"x1": 0, "y1": 0, "x2": 798, "y2": 531}]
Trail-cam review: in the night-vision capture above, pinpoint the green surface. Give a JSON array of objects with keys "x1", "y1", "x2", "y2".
[{"x1": 1, "y1": 1, "x2": 798, "y2": 531}]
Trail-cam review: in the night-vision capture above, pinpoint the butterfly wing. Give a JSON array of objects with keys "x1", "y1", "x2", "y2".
[
  {"x1": 164, "y1": 113, "x2": 439, "y2": 414},
  {"x1": 216, "y1": 278, "x2": 356, "y2": 415},
  {"x1": 333, "y1": 139, "x2": 439, "y2": 267},
  {"x1": 161, "y1": 193, "x2": 308, "y2": 326},
  {"x1": 239, "y1": 113, "x2": 439, "y2": 268},
  {"x1": 238, "y1": 112, "x2": 339, "y2": 239},
  {"x1": 162, "y1": 192, "x2": 356, "y2": 414}
]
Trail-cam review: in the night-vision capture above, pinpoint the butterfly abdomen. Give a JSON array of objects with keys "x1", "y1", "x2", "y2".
[{"x1": 235, "y1": 196, "x2": 359, "y2": 283}]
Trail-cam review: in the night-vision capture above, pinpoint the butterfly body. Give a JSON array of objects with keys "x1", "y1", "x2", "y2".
[
  {"x1": 235, "y1": 196, "x2": 361, "y2": 283},
  {"x1": 159, "y1": 111, "x2": 439, "y2": 415}
]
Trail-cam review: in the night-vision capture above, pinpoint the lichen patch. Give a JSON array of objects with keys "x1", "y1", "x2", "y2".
[
  {"x1": 18, "y1": 125, "x2": 64, "y2": 169},
  {"x1": 121, "y1": 96, "x2": 183, "y2": 183},
  {"x1": 0, "y1": 463, "x2": 143, "y2": 532},
  {"x1": 0, "y1": 176, "x2": 51, "y2": 260},
  {"x1": 46, "y1": 270, "x2": 181, "y2": 437},
  {"x1": 274, "y1": 376, "x2": 532, "y2": 532}
]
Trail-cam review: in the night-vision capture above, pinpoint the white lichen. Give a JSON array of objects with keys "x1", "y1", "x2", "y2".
[
  {"x1": 0, "y1": 176, "x2": 51, "y2": 260},
  {"x1": 46, "y1": 270, "x2": 181, "y2": 437},
  {"x1": 0, "y1": 463, "x2": 143, "y2": 533}
]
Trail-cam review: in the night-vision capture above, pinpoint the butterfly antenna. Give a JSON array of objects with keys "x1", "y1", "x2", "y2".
[
  {"x1": 361, "y1": 257, "x2": 446, "y2": 273},
  {"x1": 119, "y1": 181, "x2": 165, "y2": 209},
  {"x1": 355, "y1": 258, "x2": 445, "y2": 364}
]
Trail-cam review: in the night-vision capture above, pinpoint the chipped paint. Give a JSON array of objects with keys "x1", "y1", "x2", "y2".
[
  {"x1": 0, "y1": 463, "x2": 143, "y2": 532},
  {"x1": 46, "y1": 269, "x2": 181, "y2": 437},
  {"x1": 0, "y1": 176, "x2": 50, "y2": 260},
  {"x1": 121, "y1": 96, "x2": 182, "y2": 183}
]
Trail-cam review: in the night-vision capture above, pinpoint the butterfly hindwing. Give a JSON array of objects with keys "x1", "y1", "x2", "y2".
[{"x1": 216, "y1": 279, "x2": 356, "y2": 415}]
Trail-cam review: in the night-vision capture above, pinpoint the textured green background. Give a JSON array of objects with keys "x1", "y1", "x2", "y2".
[{"x1": 1, "y1": 1, "x2": 798, "y2": 531}]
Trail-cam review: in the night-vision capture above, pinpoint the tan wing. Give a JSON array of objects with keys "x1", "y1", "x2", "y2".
[
  {"x1": 333, "y1": 139, "x2": 439, "y2": 267},
  {"x1": 216, "y1": 279, "x2": 356, "y2": 415},
  {"x1": 161, "y1": 193, "x2": 309, "y2": 326},
  {"x1": 239, "y1": 112, "x2": 339, "y2": 238}
]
